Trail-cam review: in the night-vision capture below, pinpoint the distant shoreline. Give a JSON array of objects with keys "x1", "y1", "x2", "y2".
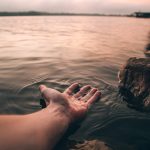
[{"x1": 0, "y1": 11, "x2": 129, "y2": 17}]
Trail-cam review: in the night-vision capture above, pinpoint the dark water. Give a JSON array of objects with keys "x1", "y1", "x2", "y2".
[{"x1": 0, "y1": 16, "x2": 150, "y2": 149}]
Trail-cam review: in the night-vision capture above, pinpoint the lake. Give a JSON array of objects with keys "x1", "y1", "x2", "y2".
[{"x1": 0, "y1": 16, "x2": 150, "y2": 149}]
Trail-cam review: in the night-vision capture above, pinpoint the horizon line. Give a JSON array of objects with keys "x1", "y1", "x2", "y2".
[{"x1": 0, "y1": 11, "x2": 133, "y2": 16}]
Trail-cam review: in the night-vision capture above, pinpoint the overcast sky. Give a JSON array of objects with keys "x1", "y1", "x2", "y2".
[{"x1": 0, "y1": 0, "x2": 150, "y2": 14}]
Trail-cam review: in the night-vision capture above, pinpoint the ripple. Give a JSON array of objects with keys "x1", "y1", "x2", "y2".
[{"x1": 0, "y1": 16, "x2": 150, "y2": 149}]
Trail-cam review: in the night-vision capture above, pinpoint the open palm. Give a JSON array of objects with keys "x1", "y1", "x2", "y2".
[{"x1": 39, "y1": 83, "x2": 101, "y2": 122}]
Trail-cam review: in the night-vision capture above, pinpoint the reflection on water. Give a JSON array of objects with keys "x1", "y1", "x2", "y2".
[{"x1": 0, "y1": 16, "x2": 150, "y2": 149}]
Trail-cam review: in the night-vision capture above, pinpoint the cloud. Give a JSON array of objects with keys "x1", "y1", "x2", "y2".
[{"x1": 0, "y1": 0, "x2": 149, "y2": 14}]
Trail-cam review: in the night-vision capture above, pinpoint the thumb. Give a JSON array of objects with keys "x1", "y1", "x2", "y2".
[
  {"x1": 39, "y1": 85, "x2": 49, "y2": 107},
  {"x1": 39, "y1": 85, "x2": 47, "y2": 93}
]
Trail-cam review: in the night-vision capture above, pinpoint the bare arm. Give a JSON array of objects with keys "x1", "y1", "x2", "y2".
[
  {"x1": 0, "y1": 83, "x2": 101, "y2": 150},
  {"x1": 0, "y1": 108, "x2": 69, "y2": 150}
]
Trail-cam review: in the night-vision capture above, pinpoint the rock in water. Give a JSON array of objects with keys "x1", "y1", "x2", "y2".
[
  {"x1": 144, "y1": 43, "x2": 150, "y2": 56},
  {"x1": 71, "y1": 140, "x2": 112, "y2": 150},
  {"x1": 55, "y1": 139, "x2": 112, "y2": 150},
  {"x1": 118, "y1": 57, "x2": 150, "y2": 111},
  {"x1": 146, "y1": 43, "x2": 150, "y2": 51},
  {"x1": 144, "y1": 33, "x2": 150, "y2": 56}
]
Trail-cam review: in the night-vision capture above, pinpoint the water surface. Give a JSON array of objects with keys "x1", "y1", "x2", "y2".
[{"x1": 0, "y1": 16, "x2": 150, "y2": 149}]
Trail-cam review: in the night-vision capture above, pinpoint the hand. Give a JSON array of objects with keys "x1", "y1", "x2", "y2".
[{"x1": 39, "y1": 83, "x2": 101, "y2": 122}]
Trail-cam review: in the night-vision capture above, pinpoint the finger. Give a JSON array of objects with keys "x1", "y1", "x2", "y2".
[
  {"x1": 64, "y1": 83, "x2": 79, "y2": 95},
  {"x1": 74, "y1": 85, "x2": 91, "y2": 98},
  {"x1": 86, "y1": 91, "x2": 101, "y2": 106},
  {"x1": 39, "y1": 85, "x2": 55, "y2": 100},
  {"x1": 83, "y1": 88, "x2": 98, "y2": 101},
  {"x1": 39, "y1": 85, "x2": 49, "y2": 106},
  {"x1": 39, "y1": 85, "x2": 47, "y2": 93}
]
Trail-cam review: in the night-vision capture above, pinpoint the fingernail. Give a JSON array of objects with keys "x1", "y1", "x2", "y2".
[
  {"x1": 74, "y1": 82, "x2": 79, "y2": 85},
  {"x1": 96, "y1": 91, "x2": 101, "y2": 96},
  {"x1": 87, "y1": 85, "x2": 92, "y2": 88},
  {"x1": 39, "y1": 85, "x2": 47, "y2": 92},
  {"x1": 92, "y1": 88, "x2": 98, "y2": 92}
]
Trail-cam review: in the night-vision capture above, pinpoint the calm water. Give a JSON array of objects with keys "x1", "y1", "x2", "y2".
[{"x1": 0, "y1": 16, "x2": 150, "y2": 149}]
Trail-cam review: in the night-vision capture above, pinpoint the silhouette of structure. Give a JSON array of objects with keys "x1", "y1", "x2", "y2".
[{"x1": 133, "y1": 12, "x2": 150, "y2": 18}]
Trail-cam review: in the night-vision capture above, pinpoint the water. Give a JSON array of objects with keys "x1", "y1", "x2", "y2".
[{"x1": 0, "y1": 16, "x2": 150, "y2": 149}]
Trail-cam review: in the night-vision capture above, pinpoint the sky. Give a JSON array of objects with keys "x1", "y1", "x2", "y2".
[{"x1": 0, "y1": 0, "x2": 150, "y2": 14}]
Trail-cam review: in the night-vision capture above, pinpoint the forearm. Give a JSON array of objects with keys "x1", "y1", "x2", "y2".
[
  {"x1": 0, "y1": 105, "x2": 70, "y2": 150},
  {"x1": 30, "y1": 105, "x2": 70, "y2": 150},
  {"x1": 0, "y1": 115, "x2": 36, "y2": 150}
]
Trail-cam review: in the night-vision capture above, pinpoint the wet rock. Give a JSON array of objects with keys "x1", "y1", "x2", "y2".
[
  {"x1": 73, "y1": 140, "x2": 112, "y2": 150},
  {"x1": 146, "y1": 43, "x2": 150, "y2": 50},
  {"x1": 55, "y1": 138, "x2": 112, "y2": 150},
  {"x1": 144, "y1": 33, "x2": 150, "y2": 56},
  {"x1": 69, "y1": 140, "x2": 112, "y2": 150},
  {"x1": 144, "y1": 43, "x2": 150, "y2": 56},
  {"x1": 118, "y1": 57, "x2": 150, "y2": 111}
]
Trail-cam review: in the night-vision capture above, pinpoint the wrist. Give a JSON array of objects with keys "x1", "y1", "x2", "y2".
[
  {"x1": 28, "y1": 105, "x2": 71, "y2": 150},
  {"x1": 44, "y1": 104, "x2": 72, "y2": 125}
]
